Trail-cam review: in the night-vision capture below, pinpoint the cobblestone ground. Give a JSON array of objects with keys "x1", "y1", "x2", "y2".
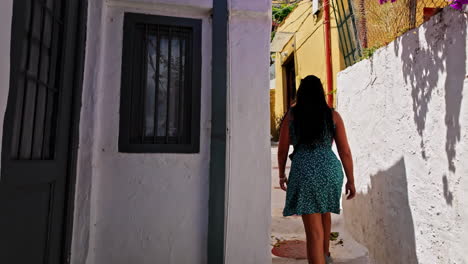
[{"x1": 270, "y1": 145, "x2": 370, "y2": 264}]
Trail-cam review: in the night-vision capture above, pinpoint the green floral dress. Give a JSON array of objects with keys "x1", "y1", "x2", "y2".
[{"x1": 283, "y1": 116, "x2": 344, "y2": 216}]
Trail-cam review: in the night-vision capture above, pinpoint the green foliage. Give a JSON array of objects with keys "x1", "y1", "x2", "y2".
[
  {"x1": 271, "y1": 115, "x2": 284, "y2": 142},
  {"x1": 272, "y1": 3, "x2": 298, "y2": 25},
  {"x1": 271, "y1": 3, "x2": 297, "y2": 42},
  {"x1": 327, "y1": 89, "x2": 337, "y2": 95},
  {"x1": 330, "y1": 232, "x2": 340, "y2": 241},
  {"x1": 357, "y1": 46, "x2": 380, "y2": 61}
]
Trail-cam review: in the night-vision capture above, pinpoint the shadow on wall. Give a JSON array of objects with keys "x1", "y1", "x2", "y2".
[
  {"x1": 343, "y1": 158, "x2": 419, "y2": 264},
  {"x1": 394, "y1": 9, "x2": 467, "y2": 173},
  {"x1": 442, "y1": 174, "x2": 454, "y2": 205}
]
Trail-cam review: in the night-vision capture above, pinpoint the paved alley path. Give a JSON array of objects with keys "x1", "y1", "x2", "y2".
[{"x1": 270, "y1": 145, "x2": 370, "y2": 264}]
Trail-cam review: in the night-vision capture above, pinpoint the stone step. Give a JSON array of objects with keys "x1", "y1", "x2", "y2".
[
  {"x1": 329, "y1": 213, "x2": 371, "y2": 263},
  {"x1": 271, "y1": 212, "x2": 371, "y2": 264}
]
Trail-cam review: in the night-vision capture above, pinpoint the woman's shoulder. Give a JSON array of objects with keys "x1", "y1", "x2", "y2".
[{"x1": 331, "y1": 109, "x2": 344, "y2": 125}]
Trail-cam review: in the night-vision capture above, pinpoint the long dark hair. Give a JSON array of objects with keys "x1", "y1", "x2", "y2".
[{"x1": 291, "y1": 75, "x2": 334, "y2": 145}]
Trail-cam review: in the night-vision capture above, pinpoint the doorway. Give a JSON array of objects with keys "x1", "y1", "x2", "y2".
[
  {"x1": 283, "y1": 55, "x2": 296, "y2": 110},
  {"x1": 0, "y1": 0, "x2": 85, "y2": 263}
]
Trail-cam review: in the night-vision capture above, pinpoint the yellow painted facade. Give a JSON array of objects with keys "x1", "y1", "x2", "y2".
[
  {"x1": 270, "y1": 89, "x2": 277, "y2": 137},
  {"x1": 272, "y1": 0, "x2": 346, "y2": 122}
]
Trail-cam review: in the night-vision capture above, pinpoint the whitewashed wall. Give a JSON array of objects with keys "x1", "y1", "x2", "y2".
[
  {"x1": 0, "y1": 0, "x2": 271, "y2": 263},
  {"x1": 225, "y1": 0, "x2": 272, "y2": 264},
  {"x1": 338, "y1": 8, "x2": 468, "y2": 264},
  {"x1": 0, "y1": 0, "x2": 13, "y2": 173},
  {"x1": 72, "y1": 1, "x2": 212, "y2": 264},
  {"x1": 70, "y1": 1, "x2": 103, "y2": 263}
]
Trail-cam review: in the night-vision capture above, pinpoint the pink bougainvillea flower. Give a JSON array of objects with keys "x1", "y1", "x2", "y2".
[
  {"x1": 451, "y1": 1, "x2": 463, "y2": 9},
  {"x1": 380, "y1": 0, "x2": 466, "y2": 9},
  {"x1": 451, "y1": 0, "x2": 468, "y2": 9},
  {"x1": 379, "y1": 0, "x2": 397, "y2": 5}
]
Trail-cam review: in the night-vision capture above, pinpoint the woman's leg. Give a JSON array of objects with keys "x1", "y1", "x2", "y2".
[
  {"x1": 302, "y1": 213, "x2": 325, "y2": 264},
  {"x1": 321, "y1": 213, "x2": 332, "y2": 257}
]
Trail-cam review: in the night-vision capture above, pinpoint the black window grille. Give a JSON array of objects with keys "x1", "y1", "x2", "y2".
[
  {"x1": 10, "y1": 0, "x2": 64, "y2": 160},
  {"x1": 119, "y1": 13, "x2": 201, "y2": 153},
  {"x1": 332, "y1": 0, "x2": 362, "y2": 67}
]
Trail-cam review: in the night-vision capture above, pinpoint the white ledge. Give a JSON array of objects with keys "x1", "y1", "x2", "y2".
[
  {"x1": 106, "y1": 0, "x2": 212, "y2": 17},
  {"x1": 229, "y1": 9, "x2": 270, "y2": 20}
]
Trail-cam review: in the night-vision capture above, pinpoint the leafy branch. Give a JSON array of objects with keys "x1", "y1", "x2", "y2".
[{"x1": 271, "y1": 3, "x2": 298, "y2": 40}]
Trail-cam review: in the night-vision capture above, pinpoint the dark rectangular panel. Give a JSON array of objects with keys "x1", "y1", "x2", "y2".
[
  {"x1": 19, "y1": 80, "x2": 38, "y2": 159},
  {"x1": 43, "y1": 11, "x2": 53, "y2": 46},
  {"x1": 39, "y1": 53, "x2": 50, "y2": 83},
  {"x1": 10, "y1": 76, "x2": 26, "y2": 159},
  {"x1": 168, "y1": 35, "x2": 180, "y2": 138},
  {"x1": 31, "y1": 0, "x2": 43, "y2": 40},
  {"x1": 28, "y1": 43, "x2": 40, "y2": 78},
  {"x1": 0, "y1": 183, "x2": 53, "y2": 262},
  {"x1": 157, "y1": 34, "x2": 169, "y2": 137},
  {"x1": 32, "y1": 86, "x2": 47, "y2": 159},
  {"x1": 145, "y1": 34, "x2": 157, "y2": 138},
  {"x1": 41, "y1": 91, "x2": 57, "y2": 159}
]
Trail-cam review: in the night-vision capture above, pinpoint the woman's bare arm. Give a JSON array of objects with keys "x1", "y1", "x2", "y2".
[
  {"x1": 333, "y1": 111, "x2": 356, "y2": 199},
  {"x1": 277, "y1": 112, "x2": 291, "y2": 191}
]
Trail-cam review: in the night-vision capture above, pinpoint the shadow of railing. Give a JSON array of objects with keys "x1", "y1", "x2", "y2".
[{"x1": 394, "y1": 9, "x2": 467, "y2": 173}]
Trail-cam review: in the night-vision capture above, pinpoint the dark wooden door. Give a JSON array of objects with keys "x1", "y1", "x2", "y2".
[
  {"x1": 0, "y1": 0, "x2": 82, "y2": 263},
  {"x1": 284, "y1": 57, "x2": 296, "y2": 109}
]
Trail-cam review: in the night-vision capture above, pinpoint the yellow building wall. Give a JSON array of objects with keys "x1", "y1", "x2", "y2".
[
  {"x1": 270, "y1": 89, "x2": 276, "y2": 137},
  {"x1": 272, "y1": 0, "x2": 347, "y2": 122}
]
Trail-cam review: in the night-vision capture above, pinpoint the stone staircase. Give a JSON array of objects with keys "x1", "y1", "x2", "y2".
[{"x1": 270, "y1": 209, "x2": 371, "y2": 264}]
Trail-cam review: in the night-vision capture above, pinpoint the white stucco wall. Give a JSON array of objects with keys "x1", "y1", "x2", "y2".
[
  {"x1": 71, "y1": 1, "x2": 105, "y2": 263},
  {"x1": 0, "y1": 0, "x2": 271, "y2": 262},
  {"x1": 224, "y1": 1, "x2": 272, "y2": 264},
  {"x1": 338, "y1": 8, "x2": 468, "y2": 264},
  {"x1": 72, "y1": 1, "x2": 212, "y2": 264},
  {"x1": 0, "y1": 0, "x2": 13, "y2": 172}
]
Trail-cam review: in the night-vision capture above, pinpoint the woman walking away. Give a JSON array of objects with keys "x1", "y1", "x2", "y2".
[{"x1": 277, "y1": 75, "x2": 356, "y2": 264}]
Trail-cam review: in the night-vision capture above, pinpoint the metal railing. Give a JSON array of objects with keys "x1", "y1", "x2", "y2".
[
  {"x1": 333, "y1": 0, "x2": 362, "y2": 66},
  {"x1": 333, "y1": 0, "x2": 450, "y2": 66}
]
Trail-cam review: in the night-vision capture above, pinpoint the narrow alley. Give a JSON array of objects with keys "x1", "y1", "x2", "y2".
[
  {"x1": 0, "y1": 0, "x2": 467, "y2": 263},
  {"x1": 270, "y1": 145, "x2": 369, "y2": 264}
]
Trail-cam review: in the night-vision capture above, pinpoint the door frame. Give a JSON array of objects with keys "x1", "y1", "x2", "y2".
[
  {"x1": 282, "y1": 53, "x2": 296, "y2": 111},
  {"x1": 61, "y1": 0, "x2": 87, "y2": 263}
]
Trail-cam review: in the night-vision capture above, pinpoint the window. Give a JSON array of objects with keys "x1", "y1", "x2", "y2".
[
  {"x1": 119, "y1": 13, "x2": 202, "y2": 153},
  {"x1": 9, "y1": 0, "x2": 64, "y2": 160}
]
